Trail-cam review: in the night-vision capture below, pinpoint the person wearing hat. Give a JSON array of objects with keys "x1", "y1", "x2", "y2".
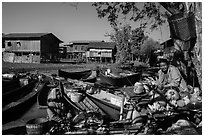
[{"x1": 157, "y1": 58, "x2": 188, "y2": 93}]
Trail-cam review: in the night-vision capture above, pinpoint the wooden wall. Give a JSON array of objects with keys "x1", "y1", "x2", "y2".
[{"x1": 4, "y1": 40, "x2": 40, "y2": 52}]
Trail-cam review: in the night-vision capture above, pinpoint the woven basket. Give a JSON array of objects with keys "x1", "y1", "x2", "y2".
[
  {"x1": 26, "y1": 118, "x2": 48, "y2": 135},
  {"x1": 168, "y1": 12, "x2": 196, "y2": 41}
]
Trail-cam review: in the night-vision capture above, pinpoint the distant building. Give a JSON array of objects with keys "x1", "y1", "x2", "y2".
[
  {"x1": 65, "y1": 40, "x2": 90, "y2": 63},
  {"x1": 63, "y1": 40, "x2": 117, "y2": 63},
  {"x1": 86, "y1": 41, "x2": 117, "y2": 63},
  {"x1": 2, "y1": 33, "x2": 63, "y2": 63}
]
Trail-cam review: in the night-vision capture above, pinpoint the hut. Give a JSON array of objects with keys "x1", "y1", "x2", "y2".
[
  {"x1": 2, "y1": 33, "x2": 63, "y2": 63},
  {"x1": 86, "y1": 41, "x2": 117, "y2": 63},
  {"x1": 64, "y1": 40, "x2": 90, "y2": 63}
]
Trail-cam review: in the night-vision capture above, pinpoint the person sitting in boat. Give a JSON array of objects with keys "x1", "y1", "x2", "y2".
[
  {"x1": 47, "y1": 88, "x2": 72, "y2": 123},
  {"x1": 157, "y1": 58, "x2": 188, "y2": 93}
]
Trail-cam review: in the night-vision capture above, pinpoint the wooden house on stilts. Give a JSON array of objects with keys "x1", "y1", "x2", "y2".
[{"x1": 2, "y1": 33, "x2": 63, "y2": 63}]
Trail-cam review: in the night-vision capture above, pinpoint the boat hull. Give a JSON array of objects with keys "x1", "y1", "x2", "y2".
[
  {"x1": 37, "y1": 84, "x2": 54, "y2": 109},
  {"x1": 2, "y1": 82, "x2": 46, "y2": 124},
  {"x1": 58, "y1": 69, "x2": 92, "y2": 80},
  {"x1": 2, "y1": 78, "x2": 21, "y2": 93},
  {"x1": 99, "y1": 72, "x2": 141, "y2": 87},
  {"x1": 2, "y1": 80, "x2": 38, "y2": 107}
]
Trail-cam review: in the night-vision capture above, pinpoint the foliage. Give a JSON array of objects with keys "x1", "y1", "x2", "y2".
[
  {"x1": 92, "y1": 2, "x2": 168, "y2": 63},
  {"x1": 106, "y1": 24, "x2": 147, "y2": 63},
  {"x1": 141, "y1": 38, "x2": 160, "y2": 57},
  {"x1": 92, "y1": 2, "x2": 167, "y2": 30}
]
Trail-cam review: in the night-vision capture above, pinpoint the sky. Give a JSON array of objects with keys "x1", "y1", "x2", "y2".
[{"x1": 2, "y1": 1, "x2": 170, "y2": 44}]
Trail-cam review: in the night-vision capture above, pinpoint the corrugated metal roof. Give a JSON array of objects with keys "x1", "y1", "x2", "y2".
[
  {"x1": 69, "y1": 40, "x2": 102, "y2": 44},
  {"x1": 87, "y1": 42, "x2": 116, "y2": 49},
  {"x1": 3, "y1": 33, "x2": 63, "y2": 43},
  {"x1": 3, "y1": 33, "x2": 50, "y2": 38}
]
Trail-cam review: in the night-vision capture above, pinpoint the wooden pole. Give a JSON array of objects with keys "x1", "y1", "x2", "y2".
[{"x1": 119, "y1": 95, "x2": 125, "y2": 121}]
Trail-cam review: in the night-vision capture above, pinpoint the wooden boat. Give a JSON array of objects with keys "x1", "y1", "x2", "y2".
[
  {"x1": 37, "y1": 76, "x2": 60, "y2": 108},
  {"x1": 58, "y1": 81, "x2": 123, "y2": 121},
  {"x1": 2, "y1": 81, "x2": 46, "y2": 124},
  {"x1": 2, "y1": 79, "x2": 38, "y2": 107},
  {"x1": 58, "y1": 69, "x2": 92, "y2": 80},
  {"x1": 99, "y1": 71, "x2": 141, "y2": 87},
  {"x1": 59, "y1": 81, "x2": 104, "y2": 113},
  {"x1": 86, "y1": 94, "x2": 126, "y2": 121},
  {"x1": 81, "y1": 76, "x2": 97, "y2": 83},
  {"x1": 81, "y1": 71, "x2": 97, "y2": 83},
  {"x1": 2, "y1": 78, "x2": 21, "y2": 93},
  {"x1": 37, "y1": 79, "x2": 125, "y2": 121},
  {"x1": 37, "y1": 84, "x2": 52, "y2": 109},
  {"x1": 81, "y1": 70, "x2": 97, "y2": 83}
]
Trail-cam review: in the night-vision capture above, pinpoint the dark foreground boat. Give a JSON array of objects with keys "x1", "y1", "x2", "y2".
[
  {"x1": 58, "y1": 69, "x2": 92, "y2": 80},
  {"x1": 2, "y1": 81, "x2": 46, "y2": 124},
  {"x1": 99, "y1": 71, "x2": 141, "y2": 87},
  {"x1": 37, "y1": 84, "x2": 52, "y2": 109},
  {"x1": 81, "y1": 76, "x2": 97, "y2": 83},
  {"x1": 2, "y1": 79, "x2": 38, "y2": 107},
  {"x1": 37, "y1": 79, "x2": 60, "y2": 109},
  {"x1": 81, "y1": 70, "x2": 97, "y2": 83},
  {"x1": 2, "y1": 78, "x2": 21, "y2": 93}
]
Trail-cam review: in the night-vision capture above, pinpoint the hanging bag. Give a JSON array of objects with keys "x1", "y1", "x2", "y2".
[{"x1": 168, "y1": 12, "x2": 196, "y2": 41}]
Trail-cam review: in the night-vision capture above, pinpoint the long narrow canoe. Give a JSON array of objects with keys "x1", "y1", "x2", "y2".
[
  {"x1": 37, "y1": 84, "x2": 52, "y2": 109},
  {"x1": 99, "y1": 71, "x2": 141, "y2": 87},
  {"x1": 58, "y1": 81, "x2": 123, "y2": 121},
  {"x1": 58, "y1": 69, "x2": 92, "y2": 80},
  {"x1": 2, "y1": 82, "x2": 46, "y2": 124},
  {"x1": 59, "y1": 81, "x2": 104, "y2": 114},
  {"x1": 86, "y1": 94, "x2": 124, "y2": 121},
  {"x1": 2, "y1": 80, "x2": 38, "y2": 107},
  {"x1": 2, "y1": 78, "x2": 21, "y2": 93},
  {"x1": 81, "y1": 70, "x2": 97, "y2": 83},
  {"x1": 81, "y1": 76, "x2": 97, "y2": 83},
  {"x1": 60, "y1": 80, "x2": 127, "y2": 121}
]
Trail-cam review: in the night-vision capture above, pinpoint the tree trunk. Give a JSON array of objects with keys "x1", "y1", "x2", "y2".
[
  {"x1": 188, "y1": 2, "x2": 202, "y2": 87},
  {"x1": 160, "y1": 2, "x2": 202, "y2": 88}
]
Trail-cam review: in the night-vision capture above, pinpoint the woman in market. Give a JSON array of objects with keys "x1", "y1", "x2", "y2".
[{"x1": 157, "y1": 58, "x2": 188, "y2": 93}]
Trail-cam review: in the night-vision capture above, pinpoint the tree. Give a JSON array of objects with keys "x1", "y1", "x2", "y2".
[
  {"x1": 92, "y1": 2, "x2": 167, "y2": 29},
  {"x1": 107, "y1": 24, "x2": 131, "y2": 63},
  {"x1": 160, "y1": 2, "x2": 202, "y2": 87},
  {"x1": 92, "y1": 2, "x2": 167, "y2": 63},
  {"x1": 140, "y1": 38, "x2": 160, "y2": 66},
  {"x1": 93, "y1": 2, "x2": 202, "y2": 87},
  {"x1": 106, "y1": 24, "x2": 146, "y2": 63},
  {"x1": 141, "y1": 38, "x2": 160, "y2": 57}
]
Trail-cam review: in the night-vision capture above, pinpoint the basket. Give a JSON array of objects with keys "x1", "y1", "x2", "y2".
[
  {"x1": 168, "y1": 12, "x2": 196, "y2": 41},
  {"x1": 70, "y1": 92, "x2": 85, "y2": 103},
  {"x1": 26, "y1": 117, "x2": 48, "y2": 135}
]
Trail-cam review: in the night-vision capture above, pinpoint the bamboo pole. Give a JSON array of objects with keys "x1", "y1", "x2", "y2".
[{"x1": 119, "y1": 95, "x2": 125, "y2": 121}]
